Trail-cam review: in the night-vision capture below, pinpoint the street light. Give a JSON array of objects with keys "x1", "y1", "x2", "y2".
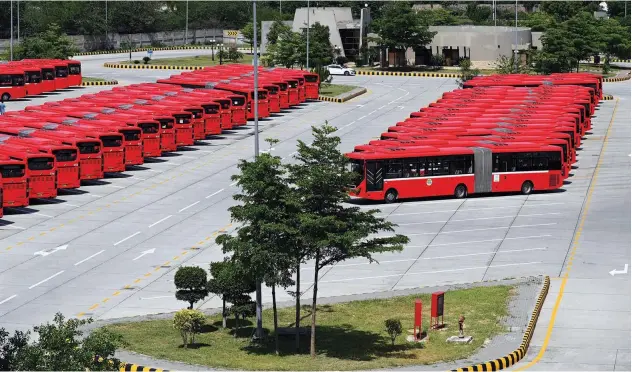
[
  {"x1": 306, "y1": 0, "x2": 310, "y2": 69},
  {"x1": 210, "y1": 39, "x2": 216, "y2": 61},
  {"x1": 10, "y1": 0, "x2": 13, "y2": 61},
  {"x1": 219, "y1": 43, "x2": 224, "y2": 65},
  {"x1": 185, "y1": 0, "x2": 189, "y2": 45}
]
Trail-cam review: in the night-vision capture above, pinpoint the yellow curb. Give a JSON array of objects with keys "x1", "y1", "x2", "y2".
[
  {"x1": 448, "y1": 276, "x2": 551, "y2": 372},
  {"x1": 356, "y1": 70, "x2": 460, "y2": 78},
  {"x1": 103, "y1": 62, "x2": 204, "y2": 71},
  {"x1": 317, "y1": 87, "x2": 367, "y2": 103},
  {"x1": 603, "y1": 75, "x2": 630, "y2": 82},
  {"x1": 119, "y1": 362, "x2": 166, "y2": 371},
  {"x1": 81, "y1": 80, "x2": 119, "y2": 86}
]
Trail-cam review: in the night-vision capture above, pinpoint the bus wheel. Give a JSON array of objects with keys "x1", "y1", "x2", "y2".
[
  {"x1": 521, "y1": 181, "x2": 534, "y2": 195},
  {"x1": 454, "y1": 184, "x2": 468, "y2": 199},
  {"x1": 1, "y1": 93, "x2": 10, "y2": 101},
  {"x1": 384, "y1": 189, "x2": 398, "y2": 203}
]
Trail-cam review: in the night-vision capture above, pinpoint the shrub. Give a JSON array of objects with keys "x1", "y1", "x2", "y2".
[
  {"x1": 227, "y1": 47, "x2": 243, "y2": 62},
  {"x1": 142, "y1": 56, "x2": 151, "y2": 65},
  {"x1": 335, "y1": 56, "x2": 349, "y2": 66},
  {"x1": 384, "y1": 318, "x2": 403, "y2": 346},
  {"x1": 173, "y1": 309, "x2": 206, "y2": 348},
  {"x1": 132, "y1": 60, "x2": 140, "y2": 64},
  {"x1": 174, "y1": 266, "x2": 209, "y2": 309}
]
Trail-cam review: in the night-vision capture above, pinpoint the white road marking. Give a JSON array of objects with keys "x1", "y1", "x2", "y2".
[
  {"x1": 416, "y1": 234, "x2": 552, "y2": 248},
  {"x1": 29, "y1": 271, "x2": 64, "y2": 289},
  {"x1": 146, "y1": 169, "x2": 161, "y2": 173},
  {"x1": 178, "y1": 155, "x2": 196, "y2": 159},
  {"x1": 108, "y1": 185, "x2": 125, "y2": 189},
  {"x1": 206, "y1": 189, "x2": 225, "y2": 199},
  {"x1": 65, "y1": 203, "x2": 80, "y2": 207},
  {"x1": 131, "y1": 177, "x2": 146, "y2": 181},
  {"x1": 140, "y1": 295, "x2": 173, "y2": 300},
  {"x1": 74, "y1": 250, "x2": 105, "y2": 266},
  {"x1": 0, "y1": 295, "x2": 17, "y2": 305},
  {"x1": 34, "y1": 244, "x2": 68, "y2": 257},
  {"x1": 379, "y1": 105, "x2": 386, "y2": 109},
  {"x1": 306, "y1": 262, "x2": 540, "y2": 284},
  {"x1": 88, "y1": 194, "x2": 102, "y2": 198},
  {"x1": 303, "y1": 248, "x2": 547, "y2": 270},
  {"x1": 169, "y1": 162, "x2": 182, "y2": 166},
  {"x1": 113, "y1": 231, "x2": 141, "y2": 246},
  {"x1": 132, "y1": 248, "x2": 156, "y2": 261},
  {"x1": 230, "y1": 181, "x2": 239, "y2": 186},
  {"x1": 358, "y1": 115, "x2": 367, "y2": 120},
  {"x1": 385, "y1": 203, "x2": 566, "y2": 217},
  {"x1": 179, "y1": 201, "x2": 200, "y2": 212},
  {"x1": 406, "y1": 223, "x2": 557, "y2": 236},
  {"x1": 3, "y1": 225, "x2": 25, "y2": 230},
  {"x1": 397, "y1": 212, "x2": 561, "y2": 226},
  {"x1": 148, "y1": 215, "x2": 173, "y2": 228},
  {"x1": 30, "y1": 212, "x2": 53, "y2": 218}
]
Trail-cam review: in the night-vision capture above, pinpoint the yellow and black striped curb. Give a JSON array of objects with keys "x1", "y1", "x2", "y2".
[
  {"x1": 603, "y1": 94, "x2": 614, "y2": 100},
  {"x1": 604, "y1": 75, "x2": 630, "y2": 82},
  {"x1": 104, "y1": 62, "x2": 205, "y2": 70},
  {"x1": 357, "y1": 70, "x2": 460, "y2": 78},
  {"x1": 318, "y1": 87, "x2": 368, "y2": 103},
  {"x1": 76, "y1": 45, "x2": 223, "y2": 56},
  {"x1": 120, "y1": 363, "x2": 166, "y2": 372},
  {"x1": 81, "y1": 79, "x2": 119, "y2": 86},
  {"x1": 450, "y1": 276, "x2": 551, "y2": 372}
]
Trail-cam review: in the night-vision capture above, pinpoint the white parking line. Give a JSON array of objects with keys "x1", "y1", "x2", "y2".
[
  {"x1": 306, "y1": 262, "x2": 540, "y2": 285},
  {"x1": 385, "y1": 203, "x2": 566, "y2": 217},
  {"x1": 206, "y1": 189, "x2": 225, "y2": 199},
  {"x1": 397, "y1": 213, "x2": 561, "y2": 226},
  {"x1": 179, "y1": 201, "x2": 200, "y2": 213},
  {"x1": 230, "y1": 181, "x2": 239, "y2": 186},
  {"x1": 130, "y1": 177, "x2": 146, "y2": 181},
  {"x1": 29, "y1": 271, "x2": 64, "y2": 289},
  {"x1": 0, "y1": 295, "x2": 17, "y2": 305},
  {"x1": 113, "y1": 231, "x2": 141, "y2": 246},
  {"x1": 148, "y1": 215, "x2": 173, "y2": 228},
  {"x1": 406, "y1": 223, "x2": 557, "y2": 236},
  {"x1": 146, "y1": 169, "x2": 161, "y2": 173},
  {"x1": 74, "y1": 250, "x2": 105, "y2": 266}
]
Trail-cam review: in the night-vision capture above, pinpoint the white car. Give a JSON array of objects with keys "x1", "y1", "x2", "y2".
[{"x1": 327, "y1": 64, "x2": 356, "y2": 76}]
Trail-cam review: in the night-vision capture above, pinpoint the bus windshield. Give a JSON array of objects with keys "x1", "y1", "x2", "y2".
[
  {"x1": 101, "y1": 135, "x2": 123, "y2": 147},
  {"x1": 28, "y1": 157, "x2": 54, "y2": 171},
  {"x1": 348, "y1": 159, "x2": 364, "y2": 186},
  {"x1": 69, "y1": 64, "x2": 81, "y2": 75},
  {"x1": 52, "y1": 149, "x2": 77, "y2": 162},
  {"x1": 0, "y1": 164, "x2": 25, "y2": 178},
  {"x1": 77, "y1": 142, "x2": 100, "y2": 154}
]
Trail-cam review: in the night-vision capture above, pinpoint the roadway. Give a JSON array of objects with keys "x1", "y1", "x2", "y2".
[{"x1": 0, "y1": 56, "x2": 629, "y2": 372}]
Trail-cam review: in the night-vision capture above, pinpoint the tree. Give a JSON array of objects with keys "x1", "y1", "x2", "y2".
[
  {"x1": 598, "y1": 18, "x2": 631, "y2": 63},
  {"x1": 298, "y1": 22, "x2": 334, "y2": 68},
  {"x1": 267, "y1": 28, "x2": 302, "y2": 68},
  {"x1": 267, "y1": 20, "x2": 291, "y2": 45},
  {"x1": 311, "y1": 65, "x2": 332, "y2": 88},
  {"x1": 532, "y1": 25, "x2": 575, "y2": 74},
  {"x1": 174, "y1": 266, "x2": 209, "y2": 309},
  {"x1": 287, "y1": 124, "x2": 409, "y2": 358},
  {"x1": 228, "y1": 294, "x2": 257, "y2": 337},
  {"x1": 539, "y1": 1, "x2": 585, "y2": 22},
  {"x1": 9, "y1": 313, "x2": 123, "y2": 371},
  {"x1": 241, "y1": 22, "x2": 261, "y2": 52},
  {"x1": 173, "y1": 309, "x2": 206, "y2": 348},
  {"x1": 494, "y1": 53, "x2": 531, "y2": 74},
  {"x1": 384, "y1": 319, "x2": 403, "y2": 346},
  {"x1": 215, "y1": 139, "x2": 299, "y2": 346},
  {"x1": 207, "y1": 259, "x2": 256, "y2": 330},
  {"x1": 372, "y1": 2, "x2": 437, "y2": 67},
  {"x1": 0, "y1": 328, "x2": 28, "y2": 370},
  {"x1": 14, "y1": 23, "x2": 78, "y2": 59},
  {"x1": 456, "y1": 58, "x2": 480, "y2": 88},
  {"x1": 227, "y1": 46, "x2": 244, "y2": 62},
  {"x1": 523, "y1": 11, "x2": 556, "y2": 32},
  {"x1": 564, "y1": 12, "x2": 600, "y2": 71}
]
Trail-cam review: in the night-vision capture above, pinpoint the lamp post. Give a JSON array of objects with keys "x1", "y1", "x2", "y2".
[
  {"x1": 306, "y1": 0, "x2": 310, "y2": 69},
  {"x1": 10, "y1": 0, "x2": 13, "y2": 61},
  {"x1": 17, "y1": 0, "x2": 19, "y2": 44},
  {"x1": 185, "y1": 0, "x2": 189, "y2": 45},
  {"x1": 514, "y1": 0, "x2": 518, "y2": 73},
  {"x1": 219, "y1": 43, "x2": 224, "y2": 65},
  {"x1": 210, "y1": 39, "x2": 216, "y2": 61},
  {"x1": 105, "y1": 0, "x2": 108, "y2": 49}
]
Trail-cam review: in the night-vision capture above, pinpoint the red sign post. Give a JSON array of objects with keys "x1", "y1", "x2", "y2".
[
  {"x1": 430, "y1": 291, "x2": 445, "y2": 329},
  {"x1": 414, "y1": 299, "x2": 422, "y2": 340}
]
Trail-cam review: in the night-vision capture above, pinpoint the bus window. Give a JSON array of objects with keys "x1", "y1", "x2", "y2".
[
  {"x1": 385, "y1": 159, "x2": 403, "y2": 179},
  {"x1": 0, "y1": 75, "x2": 11, "y2": 86},
  {"x1": 69, "y1": 64, "x2": 81, "y2": 75},
  {"x1": 27, "y1": 158, "x2": 54, "y2": 171},
  {"x1": 0, "y1": 164, "x2": 25, "y2": 178}
]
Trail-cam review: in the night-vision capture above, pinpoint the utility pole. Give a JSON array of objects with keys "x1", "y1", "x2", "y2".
[
  {"x1": 514, "y1": 0, "x2": 519, "y2": 73},
  {"x1": 306, "y1": 0, "x2": 310, "y2": 69},
  {"x1": 185, "y1": 0, "x2": 189, "y2": 45},
  {"x1": 252, "y1": 0, "x2": 263, "y2": 342},
  {"x1": 280, "y1": 0, "x2": 282, "y2": 14},
  {"x1": 17, "y1": 0, "x2": 19, "y2": 44},
  {"x1": 10, "y1": 0, "x2": 13, "y2": 61},
  {"x1": 105, "y1": 0, "x2": 108, "y2": 49}
]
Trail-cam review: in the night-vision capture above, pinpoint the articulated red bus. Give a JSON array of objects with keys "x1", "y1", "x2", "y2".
[{"x1": 346, "y1": 144, "x2": 563, "y2": 202}]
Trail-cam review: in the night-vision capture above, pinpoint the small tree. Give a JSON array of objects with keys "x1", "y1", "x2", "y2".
[
  {"x1": 384, "y1": 319, "x2": 403, "y2": 346},
  {"x1": 173, "y1": 309, "x2": 206, "y2": 348},
  {"x1": 0, "y1": 328, "x2": 29, "y2": 370},
  {"x1": 227, "y1": 47, "x2": 244, "y2": 63},
  {"x1": 456, "y1": 58, "x2": 480, "y2": 88},
  {"x1": 142, "y1": 56, "x2": 151, "y2": 65},
  {"x1": 228, "y1": 294, "x2": 256, "y2": 337},
  {"x1": 311, "y1": 65, "x2": 332, "y2": 89},
  {"x1": 14, "y1": 23, "x2": 79, "y2": 59},
  {"x1": 430, "y1": 53, "x2": 445, "y2": 69},
  {"x1": 174, "y1": 266, "x2": 209, "y2": 309},
  {"x1": 207, "y1": 259, "x2": 256, "y2": 329}
]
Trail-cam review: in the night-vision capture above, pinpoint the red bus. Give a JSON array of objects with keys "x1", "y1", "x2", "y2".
[
  {"x1": 0, "y1": 144, "x2": 57, "y2": 199},
  {"x1": 0, "y1": 154, "x2": 28, "y2": 208},
  {"x1": 346, "y1": 144, "x2": 563, "y2": 202},
  {"x1": 67, "y1": 60, "x2": 82, "y2": 86},
  {"x1": 0, "y1": 69, "x2": 27, "y2": 101},
  {"x1": 6, "y1": 63, "x2": 44, "y2": 96}
]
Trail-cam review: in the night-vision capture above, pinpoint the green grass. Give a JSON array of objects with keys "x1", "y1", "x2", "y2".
[
  {"x1": 319, "y1": 84, "x2": 359, "y2": 97},
  {"x1": 107, "y1": 285, "x2": 512, "y2": 370},
  {"x1": 82, "y1": 77, "x2": 109, "y2": 82},
  {"x1": 120, "y1": 54, "x2": 253, "y2": 67}
]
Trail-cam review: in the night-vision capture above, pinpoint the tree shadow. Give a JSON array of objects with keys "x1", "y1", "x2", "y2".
[
  {"x1": 177, "y1": 342, "x2": 211, "y2": 349},
  {"x1": 199, "y1": 324, "x2": 219, "y2": 334}
]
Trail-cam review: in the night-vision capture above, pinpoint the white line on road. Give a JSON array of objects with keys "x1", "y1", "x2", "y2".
[
  {"x1": 108, "y1": 185, "x2": 125, "y2": 189},
  {"x1": 0, "y1": 295, "x2": 17, "y2": 305},
  {"x1": 358, "y1": 115, "x2": 367, "y2": 120},
  {"x1": 168, "y1": 162, "x2": 182, "y2": 166},
  {"x1": 74, "y1": 250, "x2": 105, "y2": 266},
  {"x1": 140, "y1": 295, "x2": 173, "y2": 300},
  {"x1": 29, "y1": 271, "x2": 64, "y2": 289},
  {"x1": 113, "y1": 231, "x2": 141, "y2": 246},
  {"x1": 3, "y1": 225, "x2": 25, "y2": 230},
  {"x1": 179, "y1": 201, "x2": 200, "y2": 212},
  {"x1": 406, "y1": 223, "x2": 557, "y2": 236},
  {"x1": 65, "y1": 203, "x2": 80, "y2": 207},
  {"x1": 230, "y1": 181, "x2": 239, "y2": 186},
  {"x1": 303, "y1": 248, "x2": 547, "y2": 270},
  {"x1": 306, "y1": 262, "x2": 541, "y2": 285},
  {"x1": 178, "y1": 155, "x2": 196, "y2": 159},
  {"x1": 378, "y1": 105, "x2": 386, "y2": 109},
  {"x1": 206, "y1": 189, "x2": 225, "y2": 199},
  {"x1": 146, "y1": 169, "x2": 161, "y2": 173},
  {"x1": 397, "y1": 213, "x2": 561, "y2": 226},
  {"x1": 148, "y1": 215, "x2": 173, "y2": 228},
  {"x1": 88, "y1": 194, "x2": 102, "y2": 198},
  {"x1": 131, "y1": 177, "x2": 146, "y2": 181},
  {"x1": 416, "y1": 234, "x2": 552, "y2": 248}
]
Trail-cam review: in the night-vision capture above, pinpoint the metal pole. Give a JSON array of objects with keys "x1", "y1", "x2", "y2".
[
  {"x1": 306, "y1": 0, "x2": 310, "y2": 69},
  {"x1": 17, "y1": 0, "x2": 19, "y2": 44},
  {"x1": 280, "y1": 0, "x2": 282, "y2": 14},
  {"x1": 514, "y1": 0, "x2": 518, "y2": 73},
  {"x1": 10, "y1": 0, "x2": 13, "y2": 61},
  {"x1": 252, "y1": 0, "x2": 263, "y2": 342},
  {"x1": 185, "y1": 0, "x2": 189, "y2": 45},
  {"x1": 105, "y1": 0, "x2": 108, "y2": 48}
]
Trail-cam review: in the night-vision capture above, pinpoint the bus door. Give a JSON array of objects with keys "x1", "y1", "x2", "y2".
[
  {"x1": 472, "y1": 147, "x2": 492, "y2": 193},
  {"x1": 366, "y1": 161, "x2": 384, "y2": 192}
]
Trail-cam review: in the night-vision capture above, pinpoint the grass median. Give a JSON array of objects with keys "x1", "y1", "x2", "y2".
[
  {"x1": 319, "y1": 84, "x2": 359, "y2": 98},
  {"x1": 119, "y1": 55, "x2": 253, "y2": 67},
  {"x1": 107, "y1": 285, "x2": 512, "y2": 370}
]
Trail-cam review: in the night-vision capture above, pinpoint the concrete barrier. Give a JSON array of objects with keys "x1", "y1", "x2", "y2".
[
  {"x1": 120, "y1": 363, "x2": 166, "y2": 372},
  {"x1": 81, "y1": 79, "x2": 119, "y2": 86},
  {"x1": 357, "y1": 70, "x2": 460, "y2": 78},
  {"x1": 318, "y1": 87, "x2": 367, "y2": 103},
  {"x1": 103, "y1": 62, "x2": 204, "y2": 70},
  {"x1": 603, "y1": 94, "x2": 614, "y2": 100},
  {"x1": 604, "y1": 75, "x2": 630, "y2": 82},
  {"x1": 449, "y1": 276, "x2": 551, "y2": 372},
  {"x1": 76, "y1": 45, "x2": 250, "y2": 56}
]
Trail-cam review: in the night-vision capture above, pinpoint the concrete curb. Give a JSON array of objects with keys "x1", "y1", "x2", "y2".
[
  {"x1": 103, "y1": 62, "x2": 204, "y2": 70},
  {"x1": 81, "y1": 80, "x2": 119, "y2": 86},
  {"x1": 75, "y1": 46, "x2": 249, "y2": 56},
  {"x1": 120, "y1": 363, "x2": 165, "y2": 372},
  {"x1": 357, "y1": 70, "x2": 459, "y2": 78},
  {"x1": 318, "y1": 87, "x2": 367, "y2": 103},
  {"x1": 603, "y1": 75, "x2": 630, "y2": 82},
  {"x1": 449, "y1": 276, "x2": 550, "y2": 372}
]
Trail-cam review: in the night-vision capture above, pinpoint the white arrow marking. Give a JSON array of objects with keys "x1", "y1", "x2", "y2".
[
  {"x1": 132, "y1": 248, "x2": 156, "y2": 261},
  {"x1": 34, "y1": 244, "x2": 68, "y2": 257},
  {"x1": 609, "y1": 264, "x2": 628, "y2": 276}
]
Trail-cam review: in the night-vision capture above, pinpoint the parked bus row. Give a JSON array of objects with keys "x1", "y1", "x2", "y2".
[
  {"x1": 0, "y1": 64, "x2": 319, "y2": 216},
  {"x1": 0, "y1": 59, "x2": 83, "y2": 101},
  {"x1": 346, "y1": 73, "x2": 604, "y2": 203}
]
